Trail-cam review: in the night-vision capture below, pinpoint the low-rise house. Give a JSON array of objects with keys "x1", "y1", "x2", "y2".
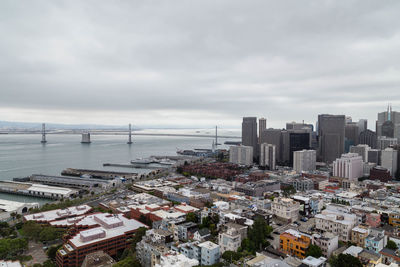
[
  {"x1": 380, "y1": 248, "x2": 400, "y2": 265},
  {"x1": 312, "y1": 233, "x2": 338, "y2": 258},
  {"x1": 218, "y1": 223, "x2": 247, "y2": 253},
  {"x1": 271, "y1": 197, "x2": 300, "y2": 222},
  {"x1": 279, "y1": 229, "x2": 311, "y2": 259},
  {"x1": 301, "y1": 256, "x2": 327, "y2": 267},
  {"x1": 365, "y1": 228, "x2": 387, "y2": 253},
  {"x1": 358, "y1": 249, "x2": 382, "y2": 267},
  {"x1": 175, "y1": 222, "x2": 198, "y2": 241},
  {"x1": 193, "y1": 228, "x2": 211, "y2": 242}
]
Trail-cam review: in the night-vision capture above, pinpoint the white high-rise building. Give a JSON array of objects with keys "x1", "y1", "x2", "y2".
[
  {"x1": 333, "y1": 153, "x2": 363, "y2": 181},
  {"x1": 377, "y1": 136, "x2": 398, "y2": 150},
  {"x1": 349, "y1": 144, "x2": 370, "y2": 162},
  {"x1": 293, "y1": 150, "x2": 316, "y2": 173},
  {"x1": 381, "y1": 147, "x2": 398, "y2": 176},
  {"x1": 229, "y1": 145, "x2": 253, "y2": 166},
  {"x1": 259, "y1": 143, "x2": 276, "y2": 170}
]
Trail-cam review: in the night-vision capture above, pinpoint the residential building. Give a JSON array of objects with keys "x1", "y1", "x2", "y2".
[
  {"x1": 56, "y1": 213, "x2": 148, "y2": 267},
  {"x1": 351, "y1": 226, "x2": 369, "y2": 247},
  {"x1": 271, "y1": 197, "x2": 300, "y2": 222},
  {"x1": 332, "y1": 153, "x2": 363, "y2": 181},
  {"x1": 235, "y1": 180, "x2": 280, "y2": 197},
  {"x1": 312, "y1": 233, "x2": 338, "y2": 257},
  {"x1": 218, "y1": 223, "x2": 247, "y2": 253},
  {"x1": 229, "y1": 145, "x2": 253, "y2": 166},
  {"x1": 301, "y1": 256, "x2": 327, "y2": 267},
  {"x1": 315, "y1": 209, "x2": 357, "y2": 242},
  {"x1": 293, "y1": 150, "x2": 316, "y2": 173},
  {"x1": 285, "y1": 177, "x2": 314, "y2": 192},
  {"x1": 242, "y1": 117, "x2": 258, "y2": 158},
  {"x1": 381, "y1": 148, "x2": 398, "y2": 176},
  {"x1": 365, "y1": 228, "x2": 387, "y2": 253},
  {"x1": 259, "y1": 143, "x2": 276, "y2": 170},
  {"x1": 198, "y1": 241, "x2": 220, "y2": 266},
  {"x1": 279, "y1": 229, "x2": 311, "y2": 259},
  {"x1": 318, "y1": 114, "x2": 345, "y2": 163},
  {"x1": 137, "y1": 229, "x2": 174, "y2": 267},
  {"x1": 175, "y1": 222, "x2": 198, "y2": 241}
]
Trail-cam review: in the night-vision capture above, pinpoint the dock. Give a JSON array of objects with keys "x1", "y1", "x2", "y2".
[{"x1": 61, "y1": 168, "x2": 138, "y2": 180}]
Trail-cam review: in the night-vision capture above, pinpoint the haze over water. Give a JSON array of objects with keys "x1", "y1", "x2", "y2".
[{"x1": 0, "y1": 129, "x2": 237, "y2": 204}]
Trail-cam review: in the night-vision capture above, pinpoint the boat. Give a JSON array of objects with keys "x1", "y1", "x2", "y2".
[
  {"x1": 130, "y1": 157, "x2": 157, "y2": 164},
  {"x1": 158, "y1": 158, "x2": 175, "y2": 165}
]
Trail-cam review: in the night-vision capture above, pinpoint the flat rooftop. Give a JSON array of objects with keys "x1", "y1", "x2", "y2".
[{"x1": 24, "y1": 205, "x2": 92, "y2": 222}]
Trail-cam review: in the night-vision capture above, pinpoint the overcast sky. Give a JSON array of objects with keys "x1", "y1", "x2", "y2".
[{"x1": 1, "y1": 1, "x2": 399, "y2": 129}]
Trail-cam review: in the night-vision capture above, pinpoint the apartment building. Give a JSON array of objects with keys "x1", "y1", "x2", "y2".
[
  {"x1": 312, "y1": 233, "x2": 338, "y2": 258},
  {"x1": 280, "y1": 229, "x2": 311, "y2": 259},
  {"x1": 56, "y1": 213, "x2": 148, "y2": 267},
  {"x1": 315, "y1": 209, "x2": 357, "y2": 242},
  {"x1": 218, "y1": 223, "x2": 247, "y2": 253},
  {"x1": 271, "y1": 197, "x2": 300, "y2": 222},
  {"x1": 365, "y1": 228, "x2": 387, "y2": 253},
  {"x1": 351, "y1": 226, "x2": 370, "y2": 247}
]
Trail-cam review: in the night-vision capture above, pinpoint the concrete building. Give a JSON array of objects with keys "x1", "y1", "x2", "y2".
[
  {"x1": 242, "y1": 117, "x2": 258, "y2": 158},
  {"x1": 218, "y1": 223, "x2": 247, "y2": 253},
  {"x1": 381, "y1": 148, "x2": 398, "y2": 176},
  {"x1": 332, "y1": 153, "x2": 363, "y2": 181},
  {"x1": 279, "y1": 229, "x2": 311, "y2": 259},
  {"x1": 368, "y1": 149, "x2": 381, "y2": 165},
  {"x1": 259, "y1": 143, "x2": 276, "y2": 170},
  {"x1": 359, "y1": 129, "x2": 377, "y2": 149},
  {"x1": 235, "y1": 180, "x2": 280, "y2": 197},
  {"x1": 286, "y1": 130, "x2": 311, "y2": 165},
  {"x1": 345, "y1": 122, "x2": 360, "y2": 151},
  {"x1": 377, "y1": 136, "x2": 398, "y2": 150},
  {"x1": 312, "y1": 233, "x2": 338, "y2": 257},
  {"x1": 351, "y1": 226, "x2": 369, "y2": 247},
  {"x1": 350, "y1": 144, "x2": 370, "y2": 162},
  {"x1": 56, "y1": 213, "x2": 148, "y2": 267},
  {"x1": 315, "y1": 209, "x2": 357, "y2": 242},
  {"x1": 260, "y1": 129, "x2": 283, "y2": 163},
  {"x1": 271, "y1": 197, "x2": 300, "y2": 222},
  {"x1": 0, "y1": 199, "x2": 39, "y2": 221},
  {"x1": 286, "y1": 122, "x2": 314, "y2": 131},
  {"x1": 318, "y1": 114, "x2": 345, "y2": 163},
  {"x1": 293, "y1": 150, "x2": 316, "y2": 173},
  {"x1": 365, "y1": 228, "x2": 387, "y2": 253},
  {"x1": 229, "y1": 145, "x2": 253, "y2": 166},
  {"x1": 198, "y1": 241, "x2": 220, "y2": 266},
  {"x1": 285, "y1": 178, "x2": 314, "y2": 192},
  {"x1": 259, "y1": 118, "x2": 266, "y2": 144},
  {"x1": 376, "y1": 106, "x2": 400, "y2": 140}
]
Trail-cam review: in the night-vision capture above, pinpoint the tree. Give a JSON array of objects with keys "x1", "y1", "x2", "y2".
[
  {"x1": 386, "y1": 240, "x2": 398, "y2": 250},
  {"x1": 282, "y1": 185, "x2": 296, "y2": 197},
  {"x1": 306, "y1": 244, "x2": 323, "y2": 258},
  {"x1": 239, "y1": 216, "x2": 272, "y2": 254},
  {"x1": 47, "y1": 245, "x2": 62, "y2": 261},
  {"x1": 222, "y1": 251, "x2": 242, "y2": 263},
  {"x1": 329, "y1": 253, "x2": 362, "y2": 267}
]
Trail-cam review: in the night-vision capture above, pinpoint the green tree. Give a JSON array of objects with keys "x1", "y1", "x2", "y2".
[
  {"x1": 282, "y1": 185, "x2": 296, "y2": 197},
  {"x1": 222, "y1": 251, "x2": 242, "y2": 263},
  {"x1": 47, "y1": 245, "x2": 62, "y2": 261},
  {"x1": 0, "y1": 238, "x2": 28, "y2": 260},
  {"x1": 329, "y1": 253, "x2": 362, "y2": 267},
  {"x1": 306, "y1": 244, "x2": 323, "y2": 258},
  {"x1": 386, "y1": 240, "x2": 398, "y2": 250},
  {"x1": 186, "y1": 212, "x2": 197, "y2": 223}
]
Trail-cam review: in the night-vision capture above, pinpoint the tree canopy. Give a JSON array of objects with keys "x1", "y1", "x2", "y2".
[
  {"x1": 306, "y1": 244, "x2": 323, "y2": 258},
  {"x1": 329, "y1": 253, "x2": 362, "y2": 267},
  {"x1": 386, "y1": 240, "x2": 398, "y2": 250}
]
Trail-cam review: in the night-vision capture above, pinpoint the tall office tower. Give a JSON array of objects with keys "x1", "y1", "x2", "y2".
[
  {"x1": 381, "y1": 148, "x2": 398, "y2": 176},
  {"x1": 260, "y1": 143, "x2": 276, "y2": 170},
  {"x1": 229, "y1": 145, "x2": 253, "y2": 166},
  {"x1": 293, "y1": 150, "x2": 316, "y2": 173},
  {"x1": 242, "y1": 117, "x2": 258, "y2": 158},
  {"x1": 359, "y1": 129, "x2": 377, "y2": 149},
  {"x1": 376, "y1": 105, "x2": 400, "y2": 140},
  {"x1": 368, "y1": 149, "x2": 381, "y2": 165},
  {"x1": 258, "y1": 118, "x2": 267, "y2": 143},
  {"x1": 318, "y1": 114, "x2": 346, "y2": 163},
  {"x1": 377, "y1": 136, "x2": 398, "y2": 150},
  {"x1": 345, "y1": 122, "x2": 359, "y2": 152},
  {"x1": 260, "y1": 129, "x2": 282, "y2": 163},
  {"x1": 287, "y1": 130, "x2": 311, "y2": 166},
  {"x1": 390, "y1": 145, "x2": 400, "y2": 179},
  {"x1": 357, "y1": 119, "x2": 368, "y2": 134},
  {"x1": 349, "y1": 144, "x2": 370, "y2": 162},
  {"x1": 332, "y1": 153, "x2": 363, "y2": 181},
  {"x1": 286, "y1": 121, "x2": 314, "y2": 131}
]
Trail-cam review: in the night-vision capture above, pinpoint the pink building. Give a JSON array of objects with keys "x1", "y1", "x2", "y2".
[{"x1": 366, "y1": 213, "x2": 381, "y2": 228}]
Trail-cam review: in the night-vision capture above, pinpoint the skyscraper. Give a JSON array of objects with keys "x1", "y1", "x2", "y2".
[
  {"x1": 258, "y1": 118, "x2": 267, "y2": 143},
  {"x1": 260, "y1": 143, "x2": 276, "y2": 170},
  {"x1": 318, "y1": 114, "x2": 345, "y2": 163},
  {"x1": 376, "y1": 105, "x2": 400, "y2": 140},
  {"x1": 359, "y1": 129, "x2": 377, "y2": 149},
  {"x1": 293, "y1": 150, "x2": 316, "y2": 173},
  {"x1": 242, "y1": 117, "x2": 258, "y2": 159}
]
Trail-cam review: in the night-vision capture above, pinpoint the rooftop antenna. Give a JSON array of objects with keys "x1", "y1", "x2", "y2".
[
  {"x1": 127, "y1": 123, "x2": 133, "y2": 144},
  {"x1": 41, "y1": 123, "x2": 47, "y2": 143}
]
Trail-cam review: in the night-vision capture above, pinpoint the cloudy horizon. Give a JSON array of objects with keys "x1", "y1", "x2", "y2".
[{"x1": 1, "y1": 1, "x2": 400, "y2": 129}]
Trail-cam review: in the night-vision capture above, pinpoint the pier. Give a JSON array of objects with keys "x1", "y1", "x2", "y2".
[
  {"x1": 61, "y1": 168, "x2": 138, "y2": 180},
  {"x1": 103, "y1": 163, "x2": 168, "y2": 169}
]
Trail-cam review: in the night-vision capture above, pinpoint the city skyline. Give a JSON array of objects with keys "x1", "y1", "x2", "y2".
[{"x1": 1, "y1": 1, "x2": 400, "y2": 128}]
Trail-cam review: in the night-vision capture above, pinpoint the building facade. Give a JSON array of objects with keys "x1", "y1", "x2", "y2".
[
  {"x1": 242, "y1": 117, "x2": 258, "y2": 158},
  {"x1": 229, "y1": 145, "x2": 253, "y2": 166},
  {"x1": 318, "y1": 114, "x2": 345, "y2": 163},
  {"x1": 332, "y1": 153, "x2": 363, "y2": 181},
  {"x1": 259, "y1": 143, "x2": 276, "y2": 170},
  {"x1": 293, "y1": 150, "x2": 316, "y2": 173},
  {"x1": 271, "y1": 197, "x2": 300, "y2": 222}
]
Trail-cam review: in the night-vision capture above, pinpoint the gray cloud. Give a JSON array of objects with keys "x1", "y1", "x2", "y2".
[{"x1": 1, "y1": 0, "x2": 400, "y2": 128}]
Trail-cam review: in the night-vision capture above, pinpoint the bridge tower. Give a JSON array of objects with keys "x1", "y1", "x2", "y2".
[
  {"x1": 81, "y1": 132, "x2": 91, "y2": 143},
  {"x1": 41, "y1": 123, "x2": 47, "y2": 143},
  {"x1": 127, "y1": 124, "x2": 133, "y2": 144}
]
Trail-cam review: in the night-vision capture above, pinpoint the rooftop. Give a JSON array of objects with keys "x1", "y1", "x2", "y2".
[{"x1": 24, "y1": 205, "x2": 92, "y2": 222}]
